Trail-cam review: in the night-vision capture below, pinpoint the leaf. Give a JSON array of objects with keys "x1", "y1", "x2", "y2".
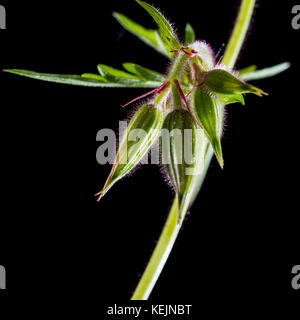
[
  {"x1": 238, "y1": 65, "x2": 257, "y2": 75},
  {"x1": 136, "y1": 0, "x2": 181, "y2": 52},
  {"x1": 4, "y1": 69, "x2": 161, "y2": 88},
  {"x1": 97, "y1": 64, "x2": 140, "y2": 79},
  {"x1": 191, "y1": 87, "x2": 224, "y2": 168},
  {"x1": 122, "y1": 63, "x2": 165, "y2": 82},
  {"x1": 240, "y1": 62, "x2": 291, "y2": 81},
  {"x1": 81, "y1": 73, "x2": 108, "y2": 81},
  {"x1": 113, "y1": 12, "x2": 170, "y2": 57},
  {"x1": 184, "y1": 23, "x2": 196, "y2": 45},
  {"x1": 4, "y1": 69, "x2": 109, "y2": 87},
  {"x1": 97, "y1": 64, "x2": 164, "y2": 87}
]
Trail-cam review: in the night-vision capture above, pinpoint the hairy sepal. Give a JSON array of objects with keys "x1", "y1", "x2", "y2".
[{"x1": 98, "y1": 104, "x2": 164, "y2": 199}]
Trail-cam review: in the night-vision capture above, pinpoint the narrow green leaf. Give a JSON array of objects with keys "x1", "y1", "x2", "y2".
[
  {"x1": 113, "y1": 12, "x2": 169, "y2": 57},
  {"x1": 240, "y1": 62, "x2": 291, "y2": 81},
  {"x1": 82, "y1": 73, "x2": 107, "y2": 81},
  {"x1": 97, "y1": 64, "x2": 163, "y2": 86},
  {"x1": 238, "y1": 65, "x2": 257, "y2": 75},
  {"x1": 123, "y1": 63, "x2": 165, "y2": 82},
  {"x1": 4, "y1": 69, "x2": 109, "y2": 87},
  {"x1": 184, "y1": 23, "x2": 196, "y2": 45},
  {"x1": 97, "y1": 64, "x2": 140, "y2": 80},
  {"x1": 191, "y1": 87, "x2": 224, "y2": 168},
  {"x1": 4, "y1": 69, "x2": 161, "y2": 88},
  {"x1": 136, "y1": 0, "x2": 181, "y2": 52}
]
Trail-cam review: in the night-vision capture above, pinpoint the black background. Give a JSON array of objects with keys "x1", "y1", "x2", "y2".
[{"x1": 0, "y1": 0, "x2": 299, "y2": 314}]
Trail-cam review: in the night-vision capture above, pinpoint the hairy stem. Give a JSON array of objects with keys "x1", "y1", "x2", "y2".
[{"x1": 131, "y1": 0, "x2": 256, "y2": 300}]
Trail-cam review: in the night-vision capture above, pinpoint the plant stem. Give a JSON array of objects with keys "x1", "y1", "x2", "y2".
[
  {"x1": 222, "y1": 0, "x2": 256, "y2": 68},
  {"x1": 131, "y1": 0, "x2": 256, "y2": 300}
]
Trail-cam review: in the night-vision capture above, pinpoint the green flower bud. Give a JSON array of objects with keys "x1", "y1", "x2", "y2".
[
  {"x1": 191, "y1": 87, "x2": 224, "y2": 168},
  {"x1": 97, "y1": 104, "x2": 164, "y2": 200},
  {"x1": 204, "y1": 69, "x2": 267, "y2": 96},
  {"x1": 160, "y1": 109, "x2": 199, "y2": 220}
]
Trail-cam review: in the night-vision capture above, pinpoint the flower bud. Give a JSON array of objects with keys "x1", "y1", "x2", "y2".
[
  {"x1": 191, "y1": 87, "x2": 224, "y2": 168},
  {"x1": 97, "y1": 104, "x2": 164, "y2": 199},
  {"x1": 160, "y1": 109, "x2": 198, "y2": 220},
  {"x1": 204, "y1": 69, "x2": 267, "y2": 96}
]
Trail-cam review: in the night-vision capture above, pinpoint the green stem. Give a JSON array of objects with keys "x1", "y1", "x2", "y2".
[
  {"x1": 131, "y1": 0, "x2": 256, "y2": 300},
  {"x1": 222, "y1": 0, "x2": 256, "y2": 68}
]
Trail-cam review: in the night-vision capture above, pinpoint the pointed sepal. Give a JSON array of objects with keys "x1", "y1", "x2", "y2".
[
  {"x1": 191, "y1": 87, "x2": 224, "y2": 168},
  {"x1": 97, "y1": 104, "x2": 164, "y2": 199},
  {"x1": 160, "y1": 109, "x2": 198, "y2": 220},
  {"x1": 204, "y1": 69, "x2": 267, "y2": 96}
]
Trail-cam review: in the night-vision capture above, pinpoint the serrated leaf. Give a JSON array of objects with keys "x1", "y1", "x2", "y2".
[
  {"x1": 191, "y1": 87, "x2": 224, "y2": 168},
  {"x1": 184, "y1": 23, "x2": 196, "y2": 45},
  {"x1": 123, "y1": 63, "x2": 165, "y2": 82},
  {"x1": 4, "y1": 69, "x2": 161, "y2": 88},
  {"x1": 136, "y1": 0, "x2": 181, "y2": 52},
  {"x1": 113, "y1": 12, "x2": 170, "y2": 57}
]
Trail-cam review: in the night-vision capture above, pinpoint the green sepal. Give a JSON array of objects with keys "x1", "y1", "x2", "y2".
[
  {"x1": 191, "y1": 87, "x2": 224, "y2": 168},
  {"x1": 184, "y1": 23, "x2": 196, "y2": 45},
  {"x1": 98, "y1": 104, "x2": 164, "y2": 199},
  {"x1": 136, "y1": 0, "x2": 181, "y2": 53},
  {"x1": 160, "y1": 110, "x2": 198, "y2": 220},
  {"x1": 218, "y1": 93, "x2": 245, "y2": 105},
  {"x1": 204, "y1": 69, "x2": 267, "y2": 96}
]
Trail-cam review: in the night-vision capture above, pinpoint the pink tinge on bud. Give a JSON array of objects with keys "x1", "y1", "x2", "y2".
[
  {"x1": 174, "y1": 80, "x2": 202, "y2": 128},
  {"x1": 170, "y1": 47, "x2": 199, "y2": 57},
  {"x1": 174, "y1": 80, "x2": 189, "y2": 110}
]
